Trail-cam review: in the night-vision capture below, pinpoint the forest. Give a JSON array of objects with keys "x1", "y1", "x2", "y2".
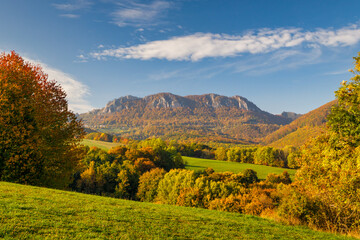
[{"x1": 0, "y1": 51, "x2": 359, "y2": 237}]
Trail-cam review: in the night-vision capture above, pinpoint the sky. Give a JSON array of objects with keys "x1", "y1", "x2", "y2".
[{"x1": 1, "y1": 0, "x2": 360, "y2": 114}]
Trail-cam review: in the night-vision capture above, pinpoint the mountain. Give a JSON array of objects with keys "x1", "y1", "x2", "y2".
[
  {"x1": 81, "y1": 93, "x2": 294, "y2": 144},
  {"x1": 262, "y1": 100, "x2": 337, "y2": 148},
  {"x1": 280, "y1": 112, "x2": 302, "y2": 121},
  {"x1": 95, "y1": 93, "x2": 262, "y2": 114}
]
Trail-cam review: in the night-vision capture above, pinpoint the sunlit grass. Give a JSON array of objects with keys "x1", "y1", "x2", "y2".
[
  {"x1": 184, "y1": 156, "x2": 297, "y2": 180},
  {"x1": 81, "y1": 139, "x2": 121, "y2": 150},
  {"x1": 0, "y1": 182, "x2": 353, "y2": 239}
]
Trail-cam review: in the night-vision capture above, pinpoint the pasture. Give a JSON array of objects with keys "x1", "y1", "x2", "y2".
[
  {"x1": 184, "y1": 156, "x2": 297, "y2": 180},
  {"x1": 0, "y1": 182, "x2": 352, "y2": 239}
]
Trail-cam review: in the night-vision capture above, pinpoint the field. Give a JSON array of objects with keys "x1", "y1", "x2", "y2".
[
  {"x1": 184, "y1": 156, "x2": 297, "y2": 180},
  {"x1": 0, "y1": 181, "x2": 353, "y2": 239},
  {"x1": 82, "y1": 139, "x2": 121, "y2": 150},
  {"x1": 81, "y1": 140, "x2": 296, "y2": 180}
]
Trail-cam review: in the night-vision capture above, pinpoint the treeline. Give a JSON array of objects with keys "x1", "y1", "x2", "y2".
[
  {"x1": 73, "y1": 138, "x2": 293, "y2": 218},
  {"x1": 168, "y1": 142, "x2": 301, "y2": 169},
  {"x1": 84, "y1": 132, "x2": 131, "y2": 144}
]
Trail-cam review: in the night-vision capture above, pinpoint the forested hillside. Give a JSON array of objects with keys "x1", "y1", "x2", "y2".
[
  {"x1": 80, "y1": 93, "x2": 293, "y2": 144},
  {"x1": 262, "y1": 100, "x2": 336, "y2": 148}
]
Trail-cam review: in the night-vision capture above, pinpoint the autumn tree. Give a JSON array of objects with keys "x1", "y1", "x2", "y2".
[
  {"x1": 284, "y1": 53, "x2": 360, "y2": 233},
  {"x1": 0, "y1": 51, "x2": 84, "y2": 188}
]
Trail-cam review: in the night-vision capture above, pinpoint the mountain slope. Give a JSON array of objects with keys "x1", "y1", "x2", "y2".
[
  {"x1": 262, "y1": 100, "x2": 337, "y2": 148},
  {"x1": 0, "y1": 182, "x2": 352, "y2": 239},
  {"x1": 81, "y1": 93, "x2": 293, "y2": 144}
]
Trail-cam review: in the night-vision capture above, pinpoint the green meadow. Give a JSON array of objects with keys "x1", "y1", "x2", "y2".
[
  {"x1": 184, "y1": 156, "x2": 297, "y2": 180},
  {"x1": 82, "y1": 139, "x2": 121, "y2": 150},
  {"x1": 0, "y1": 181, "x2": 353, "y2": 240}
]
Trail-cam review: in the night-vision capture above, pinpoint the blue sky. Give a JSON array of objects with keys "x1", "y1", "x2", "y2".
[{"x1": 1, "y1": 0, "x2": 360, "y2": 114}]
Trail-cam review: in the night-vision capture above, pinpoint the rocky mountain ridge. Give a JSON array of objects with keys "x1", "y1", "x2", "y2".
[
  {"x1": 93, "y1": 93, "x2": 262, "y2": 114},
  {"x1": 81, "y1": 92, "x2": 298, "y2": 144}
]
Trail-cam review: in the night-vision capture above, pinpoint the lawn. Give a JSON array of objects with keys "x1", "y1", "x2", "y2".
[
  {"x1": 0, "y1": 182, "x2": 353, "y2": 239},
  {"x1": 82, "y1": 139, "x2": 121, "y2": 150},
  {"x1": 184, "y1": 156, "x2": 297, "y2": 180}
]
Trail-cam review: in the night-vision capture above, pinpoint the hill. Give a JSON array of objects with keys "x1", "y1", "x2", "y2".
[
  {"x1": 0, "y1": 181, "x2": 353, "y2": 239},
  {"x1": 80, "y1": 93, "x2": 293, "y2": 144},
  {"x1": 262, "y1": 100, "x2": 337, "y2": 148}
]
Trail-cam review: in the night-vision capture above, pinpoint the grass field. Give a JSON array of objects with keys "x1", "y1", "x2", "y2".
[
  {"x1": 82, "y1": 139, "x2": 121, "y2": 150},
  {"x1": 184, "y1": 156, "x2": 297, "y2": 180},
  {"x1": 0, "y1": 181, "x2": 353, "y2": 239}
]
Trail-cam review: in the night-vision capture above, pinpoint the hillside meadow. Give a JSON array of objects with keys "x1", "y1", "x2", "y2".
[
  {"x1": 0, "y1": 182, "x2": 354, "y2": 240},
  {"x1": 82, "y1": 139, "x2": 121, "y2": 150},
  {"x1": 183, "y1": 156, "x2": 297, "y2": 180}
]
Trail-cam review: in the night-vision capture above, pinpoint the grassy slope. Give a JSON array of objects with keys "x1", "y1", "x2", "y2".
[
  {"x1": 82, "y1": 139, "x2": 121, "y2": 150},
  {"x1": 184, "y1": 156, "x2": 297, "y2": 180},
  {"x1": 0, "y1": 182, "x2": 353, "y2": 240}
]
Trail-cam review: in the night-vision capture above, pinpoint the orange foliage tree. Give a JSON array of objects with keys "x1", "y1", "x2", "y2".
[{"x1": 0, "y1": 51, "x2": 84, "y2": 188}]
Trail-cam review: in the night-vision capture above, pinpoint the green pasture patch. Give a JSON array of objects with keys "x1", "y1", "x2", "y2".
[
  {"x1": 81, "y1": 139, "x2": 121, "y2": 151},
  {"x1": 184, "y1": 156, "x2": 297, "y2": 180}
]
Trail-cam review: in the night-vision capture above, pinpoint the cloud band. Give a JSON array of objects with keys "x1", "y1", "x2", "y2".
[{"x1": 91, "y1": 25, "x2": 360, "y2": 61}]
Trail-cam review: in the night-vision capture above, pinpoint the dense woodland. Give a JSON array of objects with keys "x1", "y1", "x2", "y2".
[{"x1": 1, "y1": 51, "x2": 360, "y2": 237}]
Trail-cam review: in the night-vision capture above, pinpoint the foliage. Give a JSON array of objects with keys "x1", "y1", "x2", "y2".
[
  {"x1": 254, "y1": 146, "x2": 286, "y2": 167},
  {"x1": 73, "y1": 139, "x2": 185, "y2": 199},
  {"x1": 265, "y1": 171, "x2": 292, "y2": 185},
  {"x1": 281, "y1": 53, "x2": 360, "y2": 234},
  {"x1": 136, "y1": 168, "x2": 166, "y2": 202},
  {"x1": 85, "y1": 132, "x2": 116, "y2": 142},
  {"x1": 156, "y1": 169, "x2": 197, "y2": 205},
  {"x1": 0, "y1": 51, "x2": 84, "y2": 189}
]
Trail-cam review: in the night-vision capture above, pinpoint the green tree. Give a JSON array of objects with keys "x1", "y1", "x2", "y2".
[
  {"x1": 214, "y1": 147, "x2": 227, "y2": 161},
  {"x1": 156, "y1": 169, "x2": 196, "y2": 205},
  {"x1": 136, "y1": 168, "x2": 166, "y2": 202},
  {"x1": 0, "y1": 52, "x2": 84, "y2": 188}
]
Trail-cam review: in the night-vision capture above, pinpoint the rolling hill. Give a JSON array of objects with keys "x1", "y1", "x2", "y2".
[
  {"x1": 262, "y1": 100, "x2": 337, "y2": 148},
  {"x1": 80, "y1": 93, "x2": 294, "y2": 144},
  {"x1": 0, "y1": 181, "x2": 353, "y2": 239}
]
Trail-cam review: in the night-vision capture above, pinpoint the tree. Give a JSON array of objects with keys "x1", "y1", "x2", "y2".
[
  {"x1": 288, "y1": 53, "x2": 360, "y2": 233},
  {"x1": 0, "y1": 51, "x2": 84, "y2": 188},
  {"x1": 136, "y1": 168, "x2": 166, "y2": 202}
]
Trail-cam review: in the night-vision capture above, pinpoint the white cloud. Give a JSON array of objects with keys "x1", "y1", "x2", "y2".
[
  {"x1": 53, "y1": 0, "x2": 92, "y2": 11},
  {"x1": 232, "y1": 48, "x2": 323, "y2": 75},
  {"x1": 25, "y1": 58, "x2": 93, "y2": 113},
  {"x1": 76, "y1": 54, "x2": 88, "y2": 63},
  {"x1": 91, "y1": 25, "x2": 360, "y2": 61},
  {"x1": 111, "y1": 0, "x2": 172, "y2": 27},
  {"x1": 60, "y1": 14, "x2": 80, "y2": 19}
]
